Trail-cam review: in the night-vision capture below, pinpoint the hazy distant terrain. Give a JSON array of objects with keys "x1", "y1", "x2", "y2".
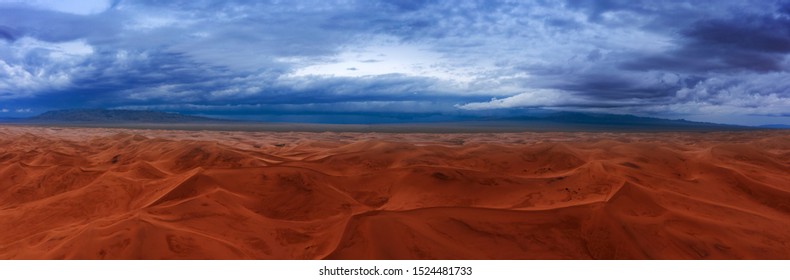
[
  {"x1": 759, "y1": 124, "x2": 790, "y2": 129},
  {"x1": 1, "y1": 109, "x2": 754, "y2": 132},
  {"x1": 26, "y1": 109, "x2": 221, "y2": 123}
]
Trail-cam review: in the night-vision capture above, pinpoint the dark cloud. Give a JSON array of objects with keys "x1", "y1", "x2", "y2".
[
  {"x1": 687, "y1": 16, "x2": 790, "y2": 53},
  {"x1": 622, "y1": 10, "x2": 790, "y2": 73},
  {"x1": 552, "y1": 72, "x2": 684, "y2": 102},
  {"x1": 778, "y1": 1, "x2": 790, "y2": 15},
  {"x1": 0, "y1": 6, "x2": 120, "y2": 43},
  {"x1": 382, "y1": 0, "x2": 434, "y2": 12},
  {"x1": 0, "y1": 25, "x2": 18, "y2": 42},
  {"x1": 621, "y1": 50, "x2": 786, "y2": 73},
  {"x1": 0, "y1": 0, "x2": 788, "y2": 125}
]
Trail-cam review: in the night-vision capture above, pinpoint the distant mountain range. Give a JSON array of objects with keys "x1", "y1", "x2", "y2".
[
  {"x1": 758, "y1": 124, "x2": 790, "y2": 129},
  {"x1": 492, "y1": 111, "x2": 745, "y2": 130},
  {"x1": 24, "y1": 109, "x2": 221, "y2": 123},
  {"x1": 0, "y1": 108, "x2": 771, "y2": 131}
]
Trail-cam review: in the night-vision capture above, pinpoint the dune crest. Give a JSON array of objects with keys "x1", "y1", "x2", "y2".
[{"x1": 0, "y1": 126, "x2": 789, "y2": 259}]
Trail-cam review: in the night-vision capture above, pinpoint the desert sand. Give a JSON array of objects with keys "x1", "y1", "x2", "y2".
[{"x1": 0, "y1": 125, "x2": 788, "y2": 259}]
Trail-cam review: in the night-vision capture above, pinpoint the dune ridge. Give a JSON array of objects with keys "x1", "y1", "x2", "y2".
[{"x1": 0, "y1": 126, "x2": 789, "y2": 259}]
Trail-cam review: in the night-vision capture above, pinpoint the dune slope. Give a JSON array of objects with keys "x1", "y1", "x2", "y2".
[{"x1": 0, "y1": 126, "x2": 789, "y2": 259}]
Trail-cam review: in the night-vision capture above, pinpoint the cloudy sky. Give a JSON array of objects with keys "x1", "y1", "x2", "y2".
[{"x1": 1, "y1": 0, "x2": 789, "y2": 125}]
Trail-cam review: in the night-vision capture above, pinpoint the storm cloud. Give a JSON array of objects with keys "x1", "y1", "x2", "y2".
[{"x1": 0, "y1": 0, "x2": 788, "y2": 125}]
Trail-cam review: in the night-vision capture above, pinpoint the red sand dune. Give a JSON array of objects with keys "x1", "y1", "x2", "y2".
[{"x1": 0, "y1": 126, "x2": 789, "y2": 259}]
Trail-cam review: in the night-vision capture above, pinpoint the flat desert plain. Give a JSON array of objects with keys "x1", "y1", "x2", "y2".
[{"x1": 0, "y1": 125, "x2": 789, "y2": 259}]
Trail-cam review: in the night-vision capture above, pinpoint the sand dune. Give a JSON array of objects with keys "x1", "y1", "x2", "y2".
[{"x1": 0, "y1": 126, "x2": 789, "y2": 259}]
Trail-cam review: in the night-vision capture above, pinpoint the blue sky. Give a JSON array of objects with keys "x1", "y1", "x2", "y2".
[{"x1": 1, "y1": 0, "x2": 789, "y2": 125}]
